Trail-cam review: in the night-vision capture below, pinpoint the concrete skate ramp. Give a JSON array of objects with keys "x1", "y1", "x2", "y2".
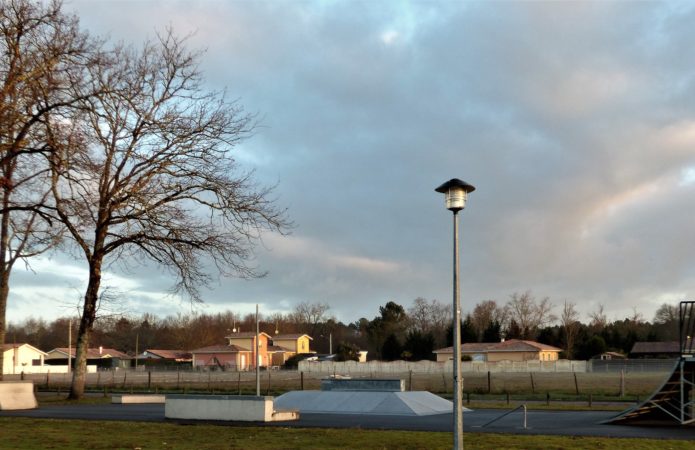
[{"x1": 274, "y1": 390, "x2": 466, "y2": 416}]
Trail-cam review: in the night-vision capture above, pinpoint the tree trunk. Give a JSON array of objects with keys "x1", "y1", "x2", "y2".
[
  {"x1": 68, "y1": 259, "x2": 102, "y2": 399},
  {"x1": 0, "y1": 172, "x2": 12, "y2": 381}
]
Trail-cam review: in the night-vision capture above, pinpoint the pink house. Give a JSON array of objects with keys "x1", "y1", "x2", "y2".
[{"x1": 191, "y1": 332, "x2": 271, "y2": 370}]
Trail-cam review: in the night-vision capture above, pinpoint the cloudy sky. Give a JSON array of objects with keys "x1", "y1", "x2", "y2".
[{"x1": 8, "y1": 1, "x2": 695, "y2": 325}]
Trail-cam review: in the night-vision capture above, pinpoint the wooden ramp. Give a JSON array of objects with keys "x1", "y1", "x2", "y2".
[
  {"x1": 606, "y1": 301, "x2": 695, "y2": 425},
  {"x1": 604, "y1": 357, "x2": 694, "y2": 425}
]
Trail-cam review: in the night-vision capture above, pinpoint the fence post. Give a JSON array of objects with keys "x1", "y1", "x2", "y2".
[
  {"x1": 530, "y1": 372, "x2": 535, "y2": 394},
  {"x1": 546, "y1": 392, "x2": 550, "y2": 406},
  {"x1": 574, "y1": 372, "x2": 579, "y2": 395},
  {"x1": 148, "y1": 371, "x2": 152, "y2": 390},
  {"x1": 300, "y1": 371, "x2": 304, "y2": 391},
  {"x1": 487, "y1": 371, "x2": 491, "y2": 394},
  {"x1": 409, "y1": 370, "x2": 413, "y2": 391},
  {"x1": 588, "y1": 393, "x2": 592, "y2": 408},
  {"x1": 177, "y1": 370, "x2": 181, "y2": 390},
  {"x1": 267, "y1": 370, "x2": 271, "y2": 395},
  {"x1": 619, "y1": 369, "x2": 625, "y2": 398},
  {"x1": 238, "y1": 371, "x2": 242, "y2": 395}
]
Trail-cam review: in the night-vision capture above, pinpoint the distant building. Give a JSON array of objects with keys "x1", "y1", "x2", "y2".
[
  {"x1": 45, "y1": 347, "x2": 131, "y2": 369},
  {"x1": 191, "y1": 332, "x2": 316, "y2": 369},
  {"x1": 595, "y1": 351, "x2": 627, "y2": 360},
  {"x1": 1, "y1": 343, "x2": 47, "y2": 375},
  {"x1": 433, "y1": 339, "x2": 562, "y2": 363},
  {"x1": 137, "y1": 349, "x2": 192, "y2": 367},
  {"x1": 629, "y1": 341, "x2": 680, "y2": 359},
  {"x1": 191, "y1": 332, "x2": 272, "y2": 370}
]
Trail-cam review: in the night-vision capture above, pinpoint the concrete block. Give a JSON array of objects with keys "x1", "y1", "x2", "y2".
[
  {"x1": 0, "y1": 381, "x2": 38, "y2": 410},
  {"x1": 112, "y1": 394, "x2": 166, "y2": 404},
  {"x1": 165, "y1": 394, "x2": 298, "y2": 422}
]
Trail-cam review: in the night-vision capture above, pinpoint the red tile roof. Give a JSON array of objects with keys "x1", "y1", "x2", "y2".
[
  {"x1": 489, "y1": 340, "x2": 561, "y2": 352},
  {"x1": 630, "y1": 341, "x2": 680, "y2": 354},
  {"x1": 273, "y1": 334, "x2": 313, "y2": 340},
  {"x1": 225, "y1": 332, "x2": 272, "y2": 339},
  {"x1": 142, "y1": 349, "x2": 192, "y2": 360},
  {"x1": 49, "y1": 347, "x2": 130, "y2": 359},
  {"x1": 191, "y1": 344, "x2": 249, "y2": 354},
  {"x1": 434, "y1": 339, "x2": 561, "y2": 354}
]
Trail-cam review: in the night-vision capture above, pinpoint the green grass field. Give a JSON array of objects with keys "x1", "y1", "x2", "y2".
[{"x1": 0, "y1": 417, "x2": 692, "y2": 450}]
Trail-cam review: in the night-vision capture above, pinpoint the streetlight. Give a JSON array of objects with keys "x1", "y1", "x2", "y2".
[{"x1": 435, "y1": 178, "x2": 475, "y2": 450}]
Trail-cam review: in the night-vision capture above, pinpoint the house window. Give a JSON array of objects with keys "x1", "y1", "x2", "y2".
[{"x1": 32, "y1": 359, "x2": 41, "y2": 366}]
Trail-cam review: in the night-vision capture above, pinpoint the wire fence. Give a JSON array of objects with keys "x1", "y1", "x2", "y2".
[{"x1": 10, "y1": 366, "x2": 670, "y2": 400}]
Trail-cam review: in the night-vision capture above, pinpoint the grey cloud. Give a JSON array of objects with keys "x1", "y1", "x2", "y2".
[{"x1": 9, "y1": 1, "x2": 694, "y2": 325}]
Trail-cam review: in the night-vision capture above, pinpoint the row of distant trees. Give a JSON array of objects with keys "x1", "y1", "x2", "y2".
[{"x1": 8, "y1": 295, "x2": 682, "y2": 362}]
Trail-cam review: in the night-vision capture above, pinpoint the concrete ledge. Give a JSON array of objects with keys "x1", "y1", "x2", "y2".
[
  {"x1": 165, "y1": 394, "x2": 299, "y2": 422},
  {"x1": 112, "y1": 394, "x2": 166, "y2": 404},
  {"x1": 321, "y1": 378, "x2": 405, "y2": 392},
  {"x1": 0, "y1": 381, "x2": 38, "y2": 410}
]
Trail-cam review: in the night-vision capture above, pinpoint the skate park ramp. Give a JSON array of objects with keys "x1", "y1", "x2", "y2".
[
  {"x1": 605, "y1": 301, "x2": 695, "y2": 426},
  {"x1": 274, "y1": 389, "x2": 463, "y2": 416}
]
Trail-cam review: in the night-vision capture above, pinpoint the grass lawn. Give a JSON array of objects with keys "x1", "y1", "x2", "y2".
[{"x1": 0, "y1": 417, "x2": 692, "y2": 450}]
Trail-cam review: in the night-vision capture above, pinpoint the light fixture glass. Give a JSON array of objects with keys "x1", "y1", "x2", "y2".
[{"x1": 435, "y1": 178, "x2": 475, "y2": 212}]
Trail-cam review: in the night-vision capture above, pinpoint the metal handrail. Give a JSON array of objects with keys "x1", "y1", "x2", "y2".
[{"x1": 475, "y1": 404, "x2": 527, "y2": 429}]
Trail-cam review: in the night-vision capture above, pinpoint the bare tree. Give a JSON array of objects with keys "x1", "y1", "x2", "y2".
[
  {"x1": 588, "y1": 303, "x2": 607, "y2": 330},
  {"x1": 653, "y1": 303, "x2": 678, "y2": 325},
  {"x1": 291, "y1": 301, "x2": 331, "y2": 337},
  {"x1": 48, "y1": 30, "x2": 289, "y2": 399},
  {"x1": 407, "y1": 297, "x2": 450, "y2": 347},
  {"x1": 560, "y1": 300, "x2": 580, "y2": 359},
  {"x1": 0, "y1": 0, "x2": 95, "y2": 378},
  {"x1": 471, "y1": 299, "x2": 508, "y2": 341},
  {"x1": 506, "y1": 291, "x2": 556, "y2": 340}
]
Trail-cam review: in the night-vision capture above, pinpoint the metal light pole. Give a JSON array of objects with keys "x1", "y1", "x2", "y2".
[
  {"x1": 255, "y1": 303, "x2": 261, "y2": 396},
  {"x1": 436, "y1": 178, "x2": 475, "y2": 450}
]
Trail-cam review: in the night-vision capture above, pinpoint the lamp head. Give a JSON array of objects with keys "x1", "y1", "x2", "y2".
[{"x1": 435, "y1": 178, "x2": 476, "y2": 212}]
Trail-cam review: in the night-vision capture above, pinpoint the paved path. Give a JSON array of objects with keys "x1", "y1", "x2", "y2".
[{"x1": 2, "y1": 404, "x2": 694, "y2": 440}]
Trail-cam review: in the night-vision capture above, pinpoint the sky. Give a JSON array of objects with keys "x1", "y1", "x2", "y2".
[{"x1": 7, "y1": 1, "x2": 695, "y2": 326}]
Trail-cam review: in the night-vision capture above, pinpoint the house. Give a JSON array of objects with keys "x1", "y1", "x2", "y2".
[
  {"x1": 1, "y1": 343, "x2": 47, "y2": 375},
  {"x1": 137, "y1": 349, "x2": 192, "y2": 367},
  {"x1": 191, "y1": 332, "x2": 271, "y2": 369},
  {"x1": 45, "y1": 347, "x2": 131, "y2": 369},
  {"x1": 268, "y1": 334, "x2": 314, "y2": 366},
  {"x1": 629, "y1": 341, "x2": 680, "y2": 359},
  {"x1": 433, "y1": 339, "x2": 562, "y2": 363},
  {"x1": 595, "y1": 351, "x2": 627, "y2": 360}
]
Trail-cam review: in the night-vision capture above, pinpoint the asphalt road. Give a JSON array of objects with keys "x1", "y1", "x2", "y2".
[{"x1": 1, "y1": 404, "x2": 694, "y2": 440}]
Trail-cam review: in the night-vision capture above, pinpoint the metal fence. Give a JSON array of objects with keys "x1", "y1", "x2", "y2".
[{"x1": 588, "y1": 358, "x2": 678, "y2": 373}]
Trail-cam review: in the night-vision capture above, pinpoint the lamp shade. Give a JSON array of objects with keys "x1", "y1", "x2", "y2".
[{"x1": 435, "y1": 178, "x2": 476, "y2": 212}]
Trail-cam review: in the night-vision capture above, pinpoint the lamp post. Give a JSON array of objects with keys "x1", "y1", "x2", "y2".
[{"x1": 435, "y1": 178, "x2": 475, "y2": 450}]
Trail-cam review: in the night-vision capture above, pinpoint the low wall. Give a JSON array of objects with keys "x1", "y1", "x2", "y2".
[
  {"x1": 3, "y1": 365, "x2": 98, "y2": 375},
  {"x1": 165, "y1": 394, "x2": 298, "y2": 422},
  {"x1": 299, "y1": 359, "x2": 588, "y2": 374},
  {"x1": 112, "y1": 394, "x2": 166, "y2": 404},
  {"x1": 0, "y1": 381, "x2": 37, "y2": 410}
]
